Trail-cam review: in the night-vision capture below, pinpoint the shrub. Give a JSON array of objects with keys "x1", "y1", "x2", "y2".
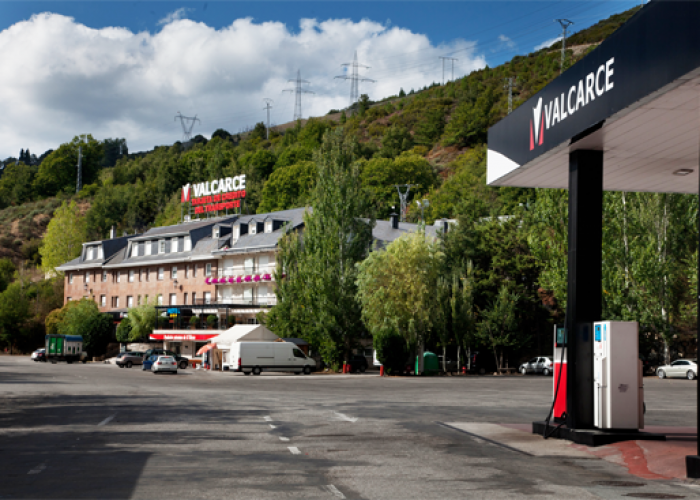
[
  {"x1": 206, "y1": 315, "x2": 217, "y2": 328},
  {"x1": 374, "y1": 328, "x2": 408, "y2": 375}
]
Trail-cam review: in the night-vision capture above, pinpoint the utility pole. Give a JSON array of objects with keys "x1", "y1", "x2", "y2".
[
  {"x1": 283, "y1": 70, "x2": 313, "y2": 121},
  {"x1": 395, "y1": 184, "x2": 417, "y2": 222},
  {"x1": 262, "y1": 99, "x2": 273, "y2": 139},
  {"x1": 174, "y1": 111, "x2": 201, "y2": 142},
  {"x1": 555, "y1": 19, "x2": 574, "y2": 74},
  {"x1": 504, "y1": 77, "x2": 519, "y2": 114},
  {"x1": 76, "y1": 146, "x2": 82, "y2": 194},
  {"x1": 335, "y1": 51, "x2": 375, "y2": 109},
  {"x1": 439, "y1": 56, "x2": 458, "y2": 85}
]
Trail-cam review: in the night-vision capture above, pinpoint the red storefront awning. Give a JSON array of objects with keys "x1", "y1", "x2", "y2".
[{"x1": 150, "y1": 332, "x2": 220, "y2": 341}]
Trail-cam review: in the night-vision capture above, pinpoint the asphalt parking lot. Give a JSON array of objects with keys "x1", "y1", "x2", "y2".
[{"x1": 1, "y1": 356, "x2": 699, "y2": 499}]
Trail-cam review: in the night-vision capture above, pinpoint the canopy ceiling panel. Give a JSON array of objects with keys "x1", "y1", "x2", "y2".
[{"x1": 487, "y1": 0, "x2": 700, "y2": 194}]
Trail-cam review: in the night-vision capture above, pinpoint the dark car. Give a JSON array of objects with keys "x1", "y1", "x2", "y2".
[
  {"x1": 142, "y1": 353, "x2": 189, "y2": 370},
  {"x1": 437, "y1": 355, "x2": 458, "y2": 374},
  {"x1": 116, "y1": 351, "x2": 145, "y2": 368},
  {"x1": 468, "y1": 351, "x2": 498, "y2": 375},
  {"x1": 31, "y1": 349, "x2": 46, "y2": 362},
  {"x1": 347, "y1": 355, "x2": 368, "y2": 373},
  {"x1": 143, "y1": 348, "x2": 177, "y2": 360}
]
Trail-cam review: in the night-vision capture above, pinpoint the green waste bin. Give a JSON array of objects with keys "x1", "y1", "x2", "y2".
[{"x1": 415, "y1": 351, "x2": 439, "y2": 375}]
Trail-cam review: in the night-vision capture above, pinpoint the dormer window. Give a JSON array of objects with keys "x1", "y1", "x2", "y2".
[
  {"x1": 233, "y1": 225, "x2": 240, "y2": 240},
  {"x1": 213, "y1": 227, "x2": 220, "y2": 238},
  {"x1": 265, "y1": 221, "x2": 273, "y2": 233},
  {"x1": 145, "y1": 241, "x2": 152, "y2": 256},
  {"x1": 250, "y1": 224, "x2": 257, "y2": 235},
  {"x1": 87, "y1": 247, "x2": 94, "y2": 260},
  {"x1": 159, "y1": 239, "x2": 166, "y2": 254},
  {"x1": 97, "y1": 246, "x2": 103, "y2": 259},
  {"x1": 184, "y1": 236, "x2": 192, "y2": 251}
]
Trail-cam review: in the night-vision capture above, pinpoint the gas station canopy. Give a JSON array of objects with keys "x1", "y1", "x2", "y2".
[{"x1": 487, "y1": 1, "x2": 700, "y2": 193}]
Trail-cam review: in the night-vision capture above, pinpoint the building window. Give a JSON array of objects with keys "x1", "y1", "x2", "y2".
[
  {"x1": 87, "y1": 247, "x2": 94, "y2": 260},
  {"x1": 171, "y1": 237, "x2": 179, "y2": 253},
  {"x1": 159, "y1": 239, "x2": 166, "y2": 254},
  {"x1": 145, "y1": 241, "x2": 152, "y2": 256},
  {"x1": 144, "y1": 294, "x2": 149, "y2": 304},
  {"x1": 85, "y1": 272, "x2": 90, "y2": 284},
  {"x1": 116, "y1": 271, "x2": 121, "y2": 283},
  {"x1": 100, "y1": 295, "x2": 106, "y2": 307},
  {"x1": 69, "y1": 273, "x2": 74, "y2": 284},
  {"x1": 158, "y1": 267, "x2": 164, "y2": 280},
  {"x1": 171, "y1": 266, "x2": 177, "y2": 280},
  {"x1": 184, "y1": 236, "x2": 192, "y2": 252},
  {"x1": 213, "y1": 227, "x2": 220, "y2": 238},
  {"x1": 129, "y1": 270, "x2": 135, "y2": 283},
  {"x1": 102, "y1": 270, "x2": 107, "y2": 282},
  {"x1": 205, "y1": 263, "x2": 212, "y2": 277},
  {"x1": 112, "y1": 296, "x2": 119, "y2": 308},
  {"x1": 157, "y1": 294, "x2": 163, "y2": 305},
  {"x1": 183, "y1": 293, "x2": 188, "y2": 305},
  {"x1": 127, "y1": 296, "x2": 133, "y2": 308},
  {"x1": 138, "y1": 269, "x2": 142, "y2": 282},
  {"x1": 146, "y1": 268, "x2": 150, "y2": 282},
  {"x1": 193, "y1": 265, "x2": 197, "y2": 278},
  {"x1": 203, "y1": 292, "x2": 211, "y2": 305},
  {"x1": 98, "y1": 246, "x2": 103, "y2": 259},
  {"x1": 169, "y1": 293, "x2": 177, "y2": 306},
  {"x1": 185, "y1": 265, "x2": 190, "y2": 279},
  {"x1": 67, "y1": 297, "x2": 72, "y2": 302},
  {"x1": 265, "y1": 220, "x2": 272, "y2": 233}
]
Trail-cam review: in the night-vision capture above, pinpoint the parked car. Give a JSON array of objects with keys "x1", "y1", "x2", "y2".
[
  {"x1": 31, "y1": 349, "x2": 46, "y2": 362},
  {"x1": 143, "y1": 348, "x2": 177, "y2": 360},
  {"x1": 437, "y1": 355, "x2": 458, "y2": 373},
  {"x1": 657, "y1": 359, "x2": 697, "y2": 380},
  {"x1": 172, "y1": 354, "x2": 190, "y2": 370},
  {"x1": 224, "y1": 341, "x2": 315, "y2": 375},
  {"x1": 519, "y1": 357, "x2": 554, "y2": 376},
  {"x1": 468, "y1": 351, "x2": 497, "y2": 375},
  {"x1": 347, "y1": 354, "x2": 368, "y2": 373},
  {"x1": 116, "y1": 351, "x2": 145, "y2": 368},
  {"x1": 151, "y1": 355, "x2": 178, "y2": 374}
]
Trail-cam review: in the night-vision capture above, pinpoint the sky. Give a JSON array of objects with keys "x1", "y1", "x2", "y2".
[{"x1": 0, "y1": 1, "x2": 643, "y2": 158}]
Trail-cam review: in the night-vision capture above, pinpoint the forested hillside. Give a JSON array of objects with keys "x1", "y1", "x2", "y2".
[{"x1": 7, "y1": 5, "x2": 693, "y2": 367}]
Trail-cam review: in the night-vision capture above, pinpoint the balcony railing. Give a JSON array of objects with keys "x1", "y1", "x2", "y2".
[{"x1": 218, "y1": 266, "x2": 276, "y2": 278}]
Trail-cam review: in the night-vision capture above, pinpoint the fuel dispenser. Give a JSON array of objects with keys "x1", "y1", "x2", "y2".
[
  {"x1": 552, "y1": 325, "x2": 567, "y2": 421},
  {"x1": 593, "y1": 321, "x2": 644, "y2": 430}
]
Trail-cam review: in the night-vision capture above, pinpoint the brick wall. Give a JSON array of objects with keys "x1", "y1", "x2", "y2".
[{"x1": 63, "y1": 260, "x2": 219, "y2": 311}]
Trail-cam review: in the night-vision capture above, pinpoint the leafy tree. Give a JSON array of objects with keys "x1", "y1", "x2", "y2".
[
  {"x1": 0, "y1": 258, "x2": 16, "y2": 293},
  {"x1": 276, "y1": 145, "x2": 313, "y2": 170},
  {"x1": 258, "y1": 161, "x2": 316, "y2": 213},
  {"x1": 340, "y1": 111, "x2": 347, "y2": 124},
  {"x1": 442, "y1": 87, "x2": 494, "y2": 147},
  {"x1": 376, "y1": 126, "x2": 413, "y2": 159},
  {"x1": 399, "y1": 88, "x2": 406, "y2": 98},
  {"x1": 101, "y1": 138, "x2": 128, "y2": 168},
  {"x1": 0, "y1": 280, "x2": 31, "y2": 353},
  {"x1": 128, "y1": 300, "x2": 157, "y2": 341},
  {"x1": 40, "y1": 200, "x2": 87, "y2": 275},
  {"x1": 116, "y1": 317, "x2": 132, "y2": 344},
  {"x1": 374, "y1": 326, "x2": 408, "y2": 374},
  {"x1": 211, "y1": 128, "x2": 231, "y2": 141},
  {"x1": 250, "y1": 122, "x2": 268, "y2": 141},
  {"x1": 57, "y1": 299, "x2": 112, "y2": 356},
  {"x1": 476, "y1": 285, "x2": 523, "y2": 372},
  {"x1": 358, "y1": 94, "x2": 371, "y2": 117},
  {"x1": 0, "y1": 162, "x2": 37, "y2": 208},
  {"x1": 356, "y1": 231, "x2": 442, "y2": 373},
  {"x1": 240, "y1": 150, "x2": 277, "y2": 180},
  {"x1": 34, "y1": 135, "x2": 103, "y2": 197}
]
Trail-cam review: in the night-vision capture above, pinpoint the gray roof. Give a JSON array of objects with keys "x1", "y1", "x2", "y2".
[
  {"x1": 215, "y1": 207, "x2": 308, "y2": 255},
  {"x1": 130, "y1": 216, "x2": 237, "y2": 240},
  {"x1": 371, "y1": 220, "x2": 440, "y2": 249}
]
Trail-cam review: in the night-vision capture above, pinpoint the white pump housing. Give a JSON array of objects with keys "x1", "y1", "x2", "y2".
[{"x1": 593, "y1": 321, "x2": 644, "y2": 430}]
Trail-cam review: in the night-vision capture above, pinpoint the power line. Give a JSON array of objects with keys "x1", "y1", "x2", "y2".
[
  {"x1": 438, "y1": 56, "x2": 458, "y2": 85},
  {"x1": 262, "y1": 98, "x2": 273, "y2": 139},
  {"x1": 174, "y1": 111, "x2": 201, "y2": 142},
  {"x1": 555, "y1": 18, "x2": 574, "y2": 74},
  {"x1": 283, "y1": 70, "x2": 314, "y2": 121},
  {"x1": 335, "y1": 51, "x2": 376, "y2": 108}
]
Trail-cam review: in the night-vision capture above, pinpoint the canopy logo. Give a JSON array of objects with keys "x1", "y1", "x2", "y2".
[{"x1": 529, "y1": 57, "x2": 615, "y2": 151}]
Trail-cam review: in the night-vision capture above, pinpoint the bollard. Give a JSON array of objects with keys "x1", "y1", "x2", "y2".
[
  {"x1": 380, "y1": 366, "x2": 385, "y2": 377},
  {"x1": 462, "y1": 366, "x2": 466, "y2": 375}
]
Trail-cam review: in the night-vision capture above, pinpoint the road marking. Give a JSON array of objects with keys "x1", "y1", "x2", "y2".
[
  {"x1": 263, "y1": 416, "x2": 272, "y2": 422},
  {"x1": 334, "y1": 411, "x2": 358, "y2": 423},
  {"x1": 288, "y1": 446, "x2": 301, "y2": 455},
  {"x1": 28, "y1": 464, "x2": 46, "y2": 475},
  {"x1": 97, "y1": 414, "x2": 116, "y2": 426},
  {"x1": 269, "y1": 424, "x2": 276, "y2": 429},
  {"x1": 279, "y1": 436, "x2": 290, "y2": 441},
  {"x1": 326, "y1": 485, "x2": 346, "y2": 499}
]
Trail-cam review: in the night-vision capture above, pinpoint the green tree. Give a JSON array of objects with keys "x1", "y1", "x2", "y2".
[
  {"x1": 128, "y1": 300, "x2": 157, "y2": 341},
  {"x1": 0, "y1": 162, "x2": 37, "y2": 208},
  {"x1": 54, "y1": 299, "x2": 112, "y2": 356},
  {"x1": 376, "y1": 126, "x2": 413, "y2": 159},
  {"x1": 101, "y1": 138, "x2": 127, "y2": 168},
  {"x1": 0, "y1": 258, "x2": 16, "y2": 293},
  {"x1": 34, "y1": 135, "x2": 103, "y2": 196},
  {"x1": 258, "y1": 161, "x2": 316, "y2": 213},
  {"x1": 399, "y1": 88, "x2": 406, "y2": 98},
  {"x1": 356, "y1": 231, "x2": 442, "y2": 373},
  {"x1": 374, "y1": 326, "x2": 408, "y2": 374},
  {"x1": 40, "y1": 200, "x2": 87, "y2": 275},
  {"x1": 0, "y1": 280, "x2": 31, "y2": 353},
  {"x1": 116, "y1": 317, "x2": 132, "y2": 344},
  {"x1": 476, "y1": 285, "x2": 523, "y2": 372}
]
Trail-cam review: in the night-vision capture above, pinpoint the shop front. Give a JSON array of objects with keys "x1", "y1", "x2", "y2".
[{"x1": 149, "y1": 332, "x2": 220, "y2": 358}]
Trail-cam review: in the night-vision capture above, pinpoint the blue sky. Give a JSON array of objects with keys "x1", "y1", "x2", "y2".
[{"x1": 0, "y1": 1, "x2": 642, "y2": 157}]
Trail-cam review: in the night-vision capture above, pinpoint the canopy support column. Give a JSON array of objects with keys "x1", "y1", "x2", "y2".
[{"x1": 566, "y1": 150, "x2": 603, "y2": 431}]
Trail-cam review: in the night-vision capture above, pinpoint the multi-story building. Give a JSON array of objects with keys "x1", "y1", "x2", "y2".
[{"x1": 57, "y1": 208, "x2": 447, "y2": 358}]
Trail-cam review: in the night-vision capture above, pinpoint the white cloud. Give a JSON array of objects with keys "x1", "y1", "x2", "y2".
[
  {"x1": 0, "y1": 13, "x2": 486, "y2": 157},
  {"x1": 498, "y1": 34, "x2": 516, "y2": 50},
  {"x1": 158, "y1": 8, "x2": 193, "y2": 26},
  {"x1": 535, "y1": 36, "x2": 562, "y2": 51}
]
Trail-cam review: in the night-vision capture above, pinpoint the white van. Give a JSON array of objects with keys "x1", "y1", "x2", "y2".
[{"x1": 225, "y1": 342, "x2": 315, "y2": 375}]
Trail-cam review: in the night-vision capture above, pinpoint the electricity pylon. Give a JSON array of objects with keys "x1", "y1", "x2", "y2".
[
  {"x1": 555, "y1": 19, "x2": 574, "y2": 74},
  {"x1": 335, "y1": 51, "x2": 375, "y2": 108},
  {"x1": 263, "y1": 98, "x2": 274, "y2": 139},
  {"x1": 504, "y1": 77, "x2": 519, "y2": 114},
  {"x1": 395, "y1": 184, "x2": 417, "y2": 222},
  {"x1": 283, "y1": 70, "x2": 313, "y2": 121},
  {"x1": 174, "y1": 112, "x2": 201, "y2": 142},
  {"x1": 439, "y1": 56, "x2": 458, "y2": 85}
]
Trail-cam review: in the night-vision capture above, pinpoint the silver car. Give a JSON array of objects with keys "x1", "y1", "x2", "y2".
[
  {"x1": 657, "y1": 359, "x2": 697, "y2": 380},
  {"x1": 116, "y1": 351, "x2": 145, "y2": 368},
  {"x1": 152, "y1": 356, "x2": 178, "y2": 374},
  {"x1": 519, "y1": 357, "x2": 553, "y2": 376}
]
